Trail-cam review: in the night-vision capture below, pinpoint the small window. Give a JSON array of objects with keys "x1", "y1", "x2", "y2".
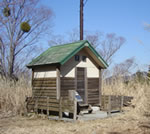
[
  {"x1": 75, "y1": 55, "x2": 80, "y2": 61},
  {"x1": 82, "y1": 56, "x2": 86, "y2": 62}
]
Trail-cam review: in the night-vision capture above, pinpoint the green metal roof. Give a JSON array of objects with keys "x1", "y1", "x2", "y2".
[{"x1": 27, "y1": 40, "x2": 108, "y2": 68}]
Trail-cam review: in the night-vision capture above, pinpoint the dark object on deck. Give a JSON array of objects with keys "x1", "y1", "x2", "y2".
[{"x1": 77, "y1": 103, "x2": 93, "y2": 114}]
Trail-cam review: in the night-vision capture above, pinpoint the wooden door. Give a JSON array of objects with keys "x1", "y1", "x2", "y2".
[{"x1": 76, "y1": 67, "x2": 86, "y2": 104}]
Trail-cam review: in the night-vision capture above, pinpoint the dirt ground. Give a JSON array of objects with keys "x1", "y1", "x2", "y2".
[{"x1": 0, "y1": 111, "x2": 150, "y2": 134}]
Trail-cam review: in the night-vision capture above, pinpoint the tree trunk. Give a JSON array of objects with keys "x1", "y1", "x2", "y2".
[{"x1": 8, "y1": 46, "x2": 15, "y2": 77}]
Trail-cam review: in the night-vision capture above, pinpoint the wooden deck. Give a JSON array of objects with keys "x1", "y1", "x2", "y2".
[{"x1": 101, "y1": 95, "x2": 133, "y2": 116}]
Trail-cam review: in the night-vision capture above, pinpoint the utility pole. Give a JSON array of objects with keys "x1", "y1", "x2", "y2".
[{"x1": 80, "y1": 0, "x2": 84, "y2": 40}]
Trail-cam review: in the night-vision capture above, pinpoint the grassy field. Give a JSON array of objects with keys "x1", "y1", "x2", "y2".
[{"x1": 0, "y1": 76, "x2": 150, "y2": 134}]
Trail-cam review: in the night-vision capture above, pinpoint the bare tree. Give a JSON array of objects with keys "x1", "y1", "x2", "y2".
[
  {"x1": 86, "y1": 33, "x2": 126, "y2": 65},
  {"x1": 0, "y1": 0, "x2": 53, "y2": 78},
  {"x1": 112, "y1": 57, "x2": 136, "y2": 76}
]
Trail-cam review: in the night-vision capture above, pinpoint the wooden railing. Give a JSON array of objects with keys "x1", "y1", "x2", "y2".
[
  {"x1": 26, "y1": 90, "x2": 77, "y2": 120},
  {"x1": 101, "y1": 95, "x2": 124, "y2": 116}
]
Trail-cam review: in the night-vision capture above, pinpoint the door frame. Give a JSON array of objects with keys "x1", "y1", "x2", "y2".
[{"x1": 75, "y1": 67, "x2": 88, "y2": 104}]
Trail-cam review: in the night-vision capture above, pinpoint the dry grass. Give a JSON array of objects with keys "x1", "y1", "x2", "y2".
[
  {"x1": 0, "y1": 112, "x2": 149, "y2": 134},
  {"x1": 0, "y1": 76, "x2": 150, "y2": 134},
  {"x1": 0, "y1": 77, "x2": 32, "y2": 116},
  {"x1": 103, "y1": 76, "x2": 150, "y2": 119}
]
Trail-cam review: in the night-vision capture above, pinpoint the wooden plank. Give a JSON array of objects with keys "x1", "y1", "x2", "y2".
[
  {"x1": 34, "y1": 99, "x2": 38, "y2": 114},
  {"x1": 32, "y1": 69, "x2": 34, "y2": 86},
  {"x1": 61, "y1": 83, "x2": 76, "y2": 86},
  {"x1": 61, "y1": 77, "x2": 75, "y2": 80},
  {"x1": 29, "y1": 101, "x2": 59, "y2": 107},
  {"x1": 88, "y1": 85, "x2": 99, "y2": 89},
  {"x1": 33, "y1": 81, "x2": 56, "y2": 84},
  {"x1": 33, "y1": 78, "x2": 56, "y2": 81},
  {"x1": 33, "y1": 97, "x2": 59, "y2": 103},
  {"x1": 88, "y1": 95, "x2": 99, "y2": 99},
  {"x1": 75, "y1": 67, "x2": 77, "y2": 91},
  {"x1": 107, "y1": 96, "x2": 111, "y2": 116},
  {"x1": 59, "y1": 97, "x2": 62, "y2": 119},
  {"x1": 88, "y1": 92, "x2": 99, "y2": 95},
  {"x1": 56, "y1": 68, "x2": 60, "y2": 100},
  {"x1": 36, "y1": 106, "x2": 59, "y2": 112},
  {"x1": 47, "y1": 97, "x2": 49, "y2": 116},
  {"x1": 29, "y1": 101, "x2": 59, "y2": 106},
  {"x1": 32, "y1": 69, "x2": 34, "y2": 96},
  {"x1": 33, "y1": 87, "x2": 56, "y2": 90},
  {"x1": 99, "y1": 69, "x2": 102, "y2": 105},
  {"x1": 88, "y1": 89, "x2": 99, "y2": 92},
  {"x1": 61, "y1": 85, "x2": 75, "y2": 89},
  {"x1": 33, "y1": 94, "x2": 56, "y2": 98},
  {"x1": 33, "y1": 92, "x2": 56, "y2": 96},
  {"x1": 33, "y1": 83, "x2": 56, "y2": 87},
  {"x1": 120, "y1": 96, "x2": 124, "y2": 112},
  {"x1": 33, "y1": 89, "x2": 56, "y2": 93}
]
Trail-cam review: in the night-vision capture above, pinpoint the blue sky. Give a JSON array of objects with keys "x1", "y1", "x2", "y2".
[{"x1": 40, "y1": 0, "x2": 150, "y2": 71}]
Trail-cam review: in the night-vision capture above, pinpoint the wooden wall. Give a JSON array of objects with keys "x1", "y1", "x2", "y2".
[
  {"x1": 32, "y1": 77, "x2": 100, "y2": 106},
  {"x1": 32, "y1": 78, "x2": 57, "y2": 98},
  {"x1": 60, "y1": 77, "x2": 75, "y2": 97},
  {"x1": 28, "y1": 77, "x2": 77, "y2": 120},
  {"x1": 27, "y1": 97, "x2": 59, "y2": 112},
  {"x1": 88, "y1": 78, "x2": 99, "y2": 105},
  {"x1": 60, "y1": 77, "x2": 100, "y2": 106}
]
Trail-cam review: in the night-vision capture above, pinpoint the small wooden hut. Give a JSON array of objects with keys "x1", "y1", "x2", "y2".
[{"x1": 26, "y1": 40, "x2": 108, "y2": 118}]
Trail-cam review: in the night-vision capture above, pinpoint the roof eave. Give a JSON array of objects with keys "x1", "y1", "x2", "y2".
[{"x1": 26, "y1": 62, "x2": 61, "y2": 69}]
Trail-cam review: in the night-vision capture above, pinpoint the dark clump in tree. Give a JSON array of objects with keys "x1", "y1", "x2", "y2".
[
  {"x1": 20, "y1": 22, "x2": 31, "y2": 32},
  {"x1": 3, "y1": 6, "x2": 11, "y2": 17}
]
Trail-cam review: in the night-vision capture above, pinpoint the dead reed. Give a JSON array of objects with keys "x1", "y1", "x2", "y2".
[
  {"x1": 0, "y1": 77, "x2": 32, "y2": 116},
  {"x1": 103, "y1": 75, "x2": 150, "y2": 119}
]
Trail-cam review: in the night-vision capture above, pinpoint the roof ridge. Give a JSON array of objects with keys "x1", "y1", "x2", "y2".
[{"x1": 50, "y1": 40, "x2": 87, "y2": 48}]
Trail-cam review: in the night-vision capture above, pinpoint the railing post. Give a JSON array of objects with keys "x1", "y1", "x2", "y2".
[
  {"x1": 47, "y1": 97, "x2": 49, "y2": 116},
  {"x1": 120, "y1": 96, "x2": 124, "y2": 112},
  {"x1": 73, "y1": 99, "x2": 77, "y2": 121},
  {"x1": 69, "y1": 90, "x2": 75, "y2": 101},
  {"x1": 34, "y1": 98, "x2": 38, "y2": 114},
  {"x1": 107, "y1": 96, "x2": 111, "y2": 116},
  {"x1": 69, "y1": 90, "x2": 77, "y2": 121},
  {"x1": 59, "y1": 97, "x2": 62, "y2": 119}
]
